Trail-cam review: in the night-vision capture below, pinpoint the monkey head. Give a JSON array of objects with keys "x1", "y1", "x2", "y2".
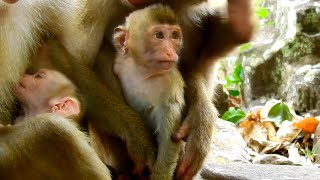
[
  {"x1": 15, "y1": 68, "x2": 80, "y2": 117},
  {"x1": 113, "y1": 4, "x2": 183, "y2": 73}
]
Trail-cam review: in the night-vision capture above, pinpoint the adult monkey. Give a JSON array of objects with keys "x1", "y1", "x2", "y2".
[
  {"x1": 93, "y1": 0, "x2": 254, "y2": 179},
  {"x1": 0, "y1": 0, "x2": 253, "y2": 179},
  {"x1": 0, "y1": 0, "x2": 156, "y2": 176}
]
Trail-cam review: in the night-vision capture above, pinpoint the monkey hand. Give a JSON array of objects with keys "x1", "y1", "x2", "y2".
[
  {"x1": 126, "y1": 126, "x2": 156, "y2": 178},
  {"x1": 172, "y1": 103, "x2": 216, "y2": 180}
]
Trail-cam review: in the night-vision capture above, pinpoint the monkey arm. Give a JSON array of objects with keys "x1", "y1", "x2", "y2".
[
  {"x1": 174, "y1": 0, "x2": 254, "y2": 178},
  {"x1": 69, "y1": 61, "x2": 157, "y2": 175},
  {"x1": 175, "y1": 71, "x2": 218, "y2": 179},
  {"x1": 204, "y1": 0, "x2": 254, "y2": 59}
]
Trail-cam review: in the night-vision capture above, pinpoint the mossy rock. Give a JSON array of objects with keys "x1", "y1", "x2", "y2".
[{"x1": 297, "y1": 8, "x2": 320, "y2": 34}]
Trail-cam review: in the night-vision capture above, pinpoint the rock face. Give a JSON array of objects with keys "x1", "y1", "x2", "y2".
[
  {"x1": 242, "y1": 0, "x2": 320, "y2": 115},
  {"x1": 204, "y1": 119, "x2": 252, "y2": 165}
]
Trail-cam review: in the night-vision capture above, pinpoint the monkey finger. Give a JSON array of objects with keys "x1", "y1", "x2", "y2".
[
  {"x1": 131, "y1": 156, "x2": 153, "y2": 178},
  {"x1": 176, "y1": 148, "x2": 195, "y2": 179},
  {"x1": 172, "y1": 121, "x2": 190, "y2": 142},
  {"x1": 2, "y1": 0, "x2": 19, "y2": 4},
  {"x1": 176, "y1": 137, "x2": 205, "y2": 180}
]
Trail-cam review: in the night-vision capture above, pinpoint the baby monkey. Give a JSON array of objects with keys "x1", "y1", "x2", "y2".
[
  {"x1": 0, "y1": 68, "x2": 112, "y2": 180},
  {"x1": 113, "y1": 4, "x2": 184, "y2": 179},
  {"x1": 15, "y1": 68, "x2": 82, "y2": 124}
]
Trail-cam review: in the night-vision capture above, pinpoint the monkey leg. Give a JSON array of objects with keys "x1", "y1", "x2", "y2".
[{"x1": 151, "y1": 108, "x2": 183, "y2": 180}]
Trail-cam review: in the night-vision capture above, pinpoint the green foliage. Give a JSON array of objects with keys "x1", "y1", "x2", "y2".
[
  {"x1": 255, "y1": 7, "x2": 269, "y2": 19},
  {"x1": 228, "y1": 90, "x2": 240, "y2": 96},
  {"x1": 267, "y1": 101, "x2": 295, "y2": 127},
  {"x1": 239, "y1": 43, "x2": 253, "y2": 52},
  {"x1": 259, "y1": 21, "x2": 275, "y2": 28},
  {"x1": 302, "y1": 144, "x2": 318, "y2": 162},
  {"x1": 225, "y1": 64, "x2": 243, "y2": 86},
  {"x1": 222, "y1": 107, "x2": 246, "y2": 124}
]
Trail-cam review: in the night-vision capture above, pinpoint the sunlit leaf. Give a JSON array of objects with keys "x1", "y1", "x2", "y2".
[
  {"x1": 222, "y1": 107, "x2": 246, "y2": 124},
  {"x1": 233, "y1": 64, "x2": 244, "y2": 80},
  {"x1": 267, "y1": 102, "x2": 294, "y2": 127},
  {"x1": 255, "y1": 7, "x2": 269, "y2": 19},
  {"x1": 239, "y1": 43, "x2": 253, "y2": 52},
  {"x1": 225, "y1": 75, "x2": 239, "y2": 85},
  {"x1": 259, "y1": 21, "x2": 275, "y2": 28}
]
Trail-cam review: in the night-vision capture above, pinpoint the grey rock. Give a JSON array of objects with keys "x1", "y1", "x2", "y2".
[
  {"x1": 313, "y1": 123, "x2": 320, "y2": 163},
  {"x1": 240, "y1": 0, "x2": 320, "y2": 115},
  {"x1": 201, "y1": 163, "x2": 320, "y2": 180},
  {"x1": 253, "y1": 154, "x2": 294, "y2": 165},
  {"x1": 204, "y1": 119, "x2": 252, "y2": 165},
  {"x1": 283, "y1": 64, "x2": 320, "y2": 115}
]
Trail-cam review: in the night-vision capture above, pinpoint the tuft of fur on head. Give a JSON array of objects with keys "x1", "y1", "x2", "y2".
[{"x1": 126, "y1": 4, "x2": 178, "y2": 31}]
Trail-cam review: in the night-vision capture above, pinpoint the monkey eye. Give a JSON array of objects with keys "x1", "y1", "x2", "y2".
[
  {"x1": 34, "y1": 72, "x2": 45, "y2": 79},
  {"x1": 172, "y1": 31, "x2": 180, "y2": 39},
  {"x1": 154, "y1": 31, "x2": 164, "y2": 39}
]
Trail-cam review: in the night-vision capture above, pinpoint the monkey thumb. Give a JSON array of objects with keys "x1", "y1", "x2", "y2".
[{"x1": 171, "y1": 123, "x2": 190, "y2": 142}]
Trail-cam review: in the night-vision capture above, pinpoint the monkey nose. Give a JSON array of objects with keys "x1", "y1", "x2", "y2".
[{"x1": 166, "y1": 52, "x2": 178, "y2": 62}]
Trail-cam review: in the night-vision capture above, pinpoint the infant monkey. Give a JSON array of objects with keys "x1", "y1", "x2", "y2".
[
  {"x1": 15, "y1": 68, "x2": 82, "y2": 124},
  {"x1": 0, "y1": 68, "x2": 112, "y2": 180},
  {"x1": 113, "y1": 4, "x2": 185, "y2": 179}
]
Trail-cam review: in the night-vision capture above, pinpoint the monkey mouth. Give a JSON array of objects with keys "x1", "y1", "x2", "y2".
[
  {"x1": 158, "y1": 61, "x2": 176, "y2": 70},
  {"x1": 19, "y1": 82, "x2": 25, "y2": 88}
]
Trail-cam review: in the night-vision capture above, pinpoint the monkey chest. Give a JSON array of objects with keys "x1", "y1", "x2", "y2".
[{"x1": 123, "y1": 79, "x2": 167, "y2": 111}]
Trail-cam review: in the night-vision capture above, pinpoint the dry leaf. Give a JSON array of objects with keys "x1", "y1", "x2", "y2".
[
  {"x1": 276, "y1": 120, "x2": 301, "y2": 143},
  {"x1": 292, "y1": 117, "x2": 320, "y2": 134},
  {"x1": 238, "y1": 109, "x2": 277, "y2": 146}
]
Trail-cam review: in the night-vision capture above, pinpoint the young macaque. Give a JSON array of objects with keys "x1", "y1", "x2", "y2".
[
  {"x1": 15, "y1": 68, "x2": 82, "y2": 124},
  {"x1": 113, "y1": 5, "x2": 184, "y2": 179},
  {"x1": 0, "y1": 68, "x2": 111, "y2": 180}
]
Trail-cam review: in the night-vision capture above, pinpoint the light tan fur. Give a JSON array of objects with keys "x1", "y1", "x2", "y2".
[
  {"x1": 0, "y1": 0, "x2": 86, "y2": 123},
  {"x1": 0, "y1": 114, "x2": 111, "y2": 180},
  {"x1": 113, "y1": 5, "x2": 185, "y2": 179}
]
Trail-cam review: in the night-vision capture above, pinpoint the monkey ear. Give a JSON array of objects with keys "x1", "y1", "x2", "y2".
[
  {"x1": 113, "y1": 25, "x2": 128, "y2": 55},
  {"x1": 50, "y1": 97, "x2": 80, "y2": 118}
]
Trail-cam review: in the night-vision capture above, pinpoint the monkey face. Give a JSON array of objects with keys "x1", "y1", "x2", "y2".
[
  {"x1": 15, "y1": 69, "x2": 59, "y2": 109},
  {"x1": 141, "y1": 24, "x2": 182, "y2": 71}
]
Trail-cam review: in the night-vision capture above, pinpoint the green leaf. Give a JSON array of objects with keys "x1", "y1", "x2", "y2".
[
  {"x1": 232, "y1": 64, "x2": 244, "y2": 80},
  {"x1": 239, "y1": 43, "x2": 253, "y2": 52},
  {"x1": 267, "y1": 102, "x2": 294, "y2": 127},
  {"x1": 228, "y1": 90, "x2": 240, "y2": 97},
  {"x1": 259, "y1": 21, "x2": 275, "y2": 28},
  {"x1": 222, "y1": 107, "x2": 246, "y2": 124},
  {"x1": 225, "y1": 76, "x2": 239, "y2": 85},
  {"x1": 255, "y1": 7, "x2": 269, "y2": 19}
]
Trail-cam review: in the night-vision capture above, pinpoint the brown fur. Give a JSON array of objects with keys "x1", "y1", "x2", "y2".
[
  {"x1": 0, "y1": 0, "x2": 253, "y2": 178},
  {"x1": 92, "y1": 0, "x2": 254, "y2": 178}
]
